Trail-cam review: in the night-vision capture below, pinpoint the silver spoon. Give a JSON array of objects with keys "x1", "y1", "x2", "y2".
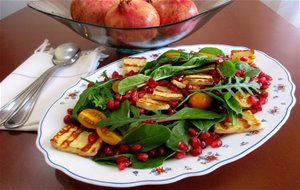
[{"x1": 0, "y1": 42, "x2": 81, "y2": 129}]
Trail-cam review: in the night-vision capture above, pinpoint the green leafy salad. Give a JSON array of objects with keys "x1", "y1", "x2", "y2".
[{"x1": 59, "y1": 47, "x2": 272, "y2": 170}]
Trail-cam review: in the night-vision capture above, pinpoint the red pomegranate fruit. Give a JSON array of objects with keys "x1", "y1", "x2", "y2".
[
  {"x1": 104, "y1": 0, "x2": 160, "y2": 45},
  {"x1": 70, "y1": 0, "x2": 118, "y2": 26},
  {"x1": 150, "y1": 0, "x2": 199, "y2": 35}
]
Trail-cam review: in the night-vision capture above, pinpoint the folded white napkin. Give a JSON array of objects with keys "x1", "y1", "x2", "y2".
[{"x1": 0, "y1": 39, "x2": 108, "y2": 131}]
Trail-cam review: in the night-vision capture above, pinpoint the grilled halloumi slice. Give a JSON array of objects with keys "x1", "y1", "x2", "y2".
[
  {"x1": 50, "y1": 125, "x2": 102, "y2": 157},
  {"x1": 151, "y1": 86, "x2": 184, "y2": 101},
  {"x1": 234, "y1": 91, "x2": 252, "y2": 108},
  {"x1": 214, "y1": 110, "x2": 262, "y2": 134},
  {"x1": 122, "y1": 57, "x2": 147, "y2": 75},
  {"x1": 171, "y1": 80, "x2": 186, "y2": 89},
  {"x1": 136, "y1": 94, "x2": 170, "y2": 110},
  {"x1": 231, "y1": 49, "x2": 256, "y2": 65},
  {"x1": 183, "y1": 74, "x2": 214, "y2": 87}
]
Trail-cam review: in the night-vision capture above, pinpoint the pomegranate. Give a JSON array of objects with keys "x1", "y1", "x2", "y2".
[
  {"x1": 104, "y1": 0, "x2": 160, "y2": 45},
  {"x1": 70, "y1": 0, "x2": 118, "y2": 26},
  {"x1": 150, "y1": 0, "x2": 199, "y2": 35}
]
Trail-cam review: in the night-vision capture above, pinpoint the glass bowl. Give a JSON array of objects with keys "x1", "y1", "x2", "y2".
[{"x1": 28, "y1": 0, "x2": 232, "y2": 54}]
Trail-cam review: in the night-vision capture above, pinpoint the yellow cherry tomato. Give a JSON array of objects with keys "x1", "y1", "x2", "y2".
[
  {"x1": 198, "y1": 52, "x2": 216, "y2": 58},
  {"x1": 112, "y1": 80, "x2": 120, "y2": 94},
  {"x1": 96, "y1": 127, "x2": 122, "y2": 145},
  {"x1": 165, "y1": 52, "x2": 181, "y2": 57},
  {"x1": 78, "y1": 109, "x2": 106, "y2": 129},
  {"x1": 188, "y1": 93, "x2": 213, "y2": 109}
]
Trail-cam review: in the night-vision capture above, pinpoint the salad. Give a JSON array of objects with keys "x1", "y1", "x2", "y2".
[{"x1": 51, "y1": 47, "x2": 272, "y2": 171}]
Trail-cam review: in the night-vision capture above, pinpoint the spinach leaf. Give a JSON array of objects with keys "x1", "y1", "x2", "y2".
[
  {"x1": 191, "y1": 116, "x2": 226, "y2": 132},
  {"x1": 120, "y1": 124, "x2": 171, "y2": 152},
  {"x1": 109, "y1": 100, "x2": 130, "y2": 130},
  {"x1": 235, "y1": 60, "x2": 261, "y2": 78},
  {"x1": 223, "y1": 92, "x2": 242, "y2": 115},
  {"x1": 118, "y1": 74, "x2": 150, "y2": 95},
  {"x1": 166, "y1": 107, "x2": 225, "y2": 121},
  {"x1": 166, "y1": 120, "x2": 191, "y2": 151},
  {"x1": 150, "y1": 56, "x2": 212, "y2": 81},
  {"x1": 199, "y1": 47, "x2": 225, "y2": 57},
  {"x1": 218, "y1": 60, "x2": 236, "y2": 77}
]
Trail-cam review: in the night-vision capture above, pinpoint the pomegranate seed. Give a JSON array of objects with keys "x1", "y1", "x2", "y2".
[
  {"x1": 198, "y1": 84, "x2": 206, "y2": 89},
  {"x1": 225, "y1": 116, "x2": 231, "y2": 123},
  {"x1": 216, "y1": 58, "x2": 224, "y2": 65},
  {"x1": 139, "y1": 109, "x2": 145, "y2": 115},
  {"x1": 63, "y1": 115, "x2": 72, "y2": 125},
  {"x1": 188, "y1": 128, "x2": 198, "y2": 137},
  {"x1": 190, "y1": 147, "x2": 202, "y2": 156},
  {"x1": 260, "y1": 91, "x2": 269, "y2": 98},
  {"x1": 114, "y1": 149, "x2": 121, "y2": 156},
  {"x1": 144, "y1": 86, "x2": 154, "y2": 94},
  {"x1": 136, "y1": 153, "x2": 149, "y2": 162},
  {"x1": 114, "y1": 100, "x2": 121, "y2": 109},
  {"x1": 87, "y1": 82, "x2": 93, "y2": 88},
  {"x1": 259, "y1": 97, "x2": 267, "y2": 105},
  {"x1": 148, "y1": 149, "x2": 157, "y2": 158},
  {"x1": 112, "y1": 71, "x2": 120, "y2": 79},
  {"x1": 191, "y1": 137, "x2": 201, "y2": 148},
  {"x1": 181, "y1": 89, "x2": 190, "y2": 96},
  {"x1": 88, "y1": 132, "x2": 99, "y2": 144},
  {"x1": 103, "y1": 146, "x2": 114, "y2": 156},
  {"x1": 168, "y1": 108, "x2": 176, "y2": 115},
  {"x1": 126, "y1": 70, "x2": 136, "y2": 77},
  {"x1": 132, "y1": 96, "x2": 139, "y2": 102},
  {"x1": 185, "y1": 84, "x2": 193, "y2": 90},
  {"x1": 240, "y1": 56, "x2": 248, "y2": 62},
  {"x1": 199, "y1": 132, "x2": 210, "y2": 140},
  {"x1": 116, "y1": 156, "x2": 129, "y2": 164},
  {"x1": 247, "y1": 95, "x2": 259, "y2": 105},
  {"x1": 169, "y1": 101, "x2": 178, "y2": 108},
  {"x1": 147, "y1": 78, "x2": 158, "y2": 88},
  {"x1": 176, "y1": 75, "x2": 184, "y2": 82},
  {"x1": 107, "y1": 99, "x2": 115, "y2": 109},
  {"x1": 200, "y1": 140, "x2": 207, "y2": 149},
  {"x1": 67, "y1": 108, "x2": 73, "y2": 115},
  {"x1": 137, "y1": 91, "x2": 145, "y2": 98},
  {"x1": 205, "y1": 137, "x2": 214, "y2": 146},
  {"x1": 235, "y1": 70, "x2": 245, "y2": 77},
  {"x1": 118, "y1": 144, "x2": 129, "y2": 153},
  {"x1": 158, "y1": 80, "x2": 168, "y2": 86},
  {"x1": 178, "y1": 141, "x2": 188, "y2": 151},
  {"x1": 175, "y1": 151, "x2": 186, "y2": 159},
  {"x1": 210, "y1": 139, "x2": 223, "y2": 148},
  {"x1": 144, "y1": 119, "x2": 154, "y2": 124},
  {"x1": 115, "y1": 94, "x2": 123, "y2": 101},
  {"x1": 117, "y1": 161, "x2": 131, "y2": 171},
  {"x1": 169, "y1": 84, "x2": 180, "y2": 92},
  {"x1": 131, "y1": 144, "x2": 142, "y2": 152},
  {"x1": 157, "y1": 146, "x2": 165, "y2": 156}
]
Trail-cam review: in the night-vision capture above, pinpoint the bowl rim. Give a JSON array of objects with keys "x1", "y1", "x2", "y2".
[{"x1": 27, "y1": 0, "x2": 233, "y2": 30}]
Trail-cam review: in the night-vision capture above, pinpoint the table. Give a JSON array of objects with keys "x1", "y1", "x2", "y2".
[{"x1": 1, "y1": 1, "x2": 299, "y2": 189}]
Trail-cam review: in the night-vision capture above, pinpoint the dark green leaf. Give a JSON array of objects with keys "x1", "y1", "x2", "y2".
[
  {"x1": 118, "y1": 74, "x2": 150, "y2": 95},
  {"x1": 218, "y1": 60, "x2": 236, "y2": 77},
  {"x1": 166, "y1": 107, "x2": 224, "y2": 121},
  {"x1": 120, "y1": 124, "x2": 171, "y2": 152},
  {"x1": 223, "y1": 92, "x2": 242, "y2": 115},
  {"x1": 199, "y1": 47, "x2": 225, "y2": 57},
  {"x1": 166, "y1": 120, "x2": 191, "y2": 151},
  {"x1": 191, "y1": 116, "x2": 226, "y2": 132}
]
